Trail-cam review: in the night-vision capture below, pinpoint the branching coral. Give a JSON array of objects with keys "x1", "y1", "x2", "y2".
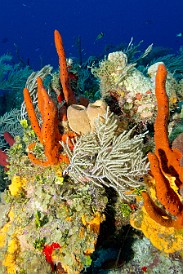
[
  {"x1": 150, "y1": 47, "x2": 183, "y2": 80},
  {"x1": 0, "y1": 54, "x2": 32, "y2": 93},
  {"x1": 123, "y1": 38, "x2": 153, "y2": 64},
  {"x1": 62, "y1": 108, "x2": 149, "y2": 199},
  {"x1": 0, "y1": 54, "x2": 33, "y2": 114}
]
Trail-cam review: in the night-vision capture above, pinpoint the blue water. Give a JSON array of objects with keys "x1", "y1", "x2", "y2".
[{"x1": 0, "y1": 0, "x2": 183, "y2": 69}]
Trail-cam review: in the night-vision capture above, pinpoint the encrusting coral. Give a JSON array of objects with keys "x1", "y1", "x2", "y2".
[
  {"x1": 130, "y1": 203, "x2": 183, "y2": 253},
  {"x1": 93, "y1": 50, "x2": 180, "y2": 125},
  {"x1": 92, "y1": 50, "x2": 155, "y2": 123},
  {"x1": 8, "y1": 175, "x2": 27, "y2": 197}
]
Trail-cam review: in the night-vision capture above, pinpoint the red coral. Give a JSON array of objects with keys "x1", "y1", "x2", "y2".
[
  {"x1": 0, "y1": 132, "x2": 15, "y2": 169},
  {"x1": 4, "y1": 132, "x2": 15, "y2": 146},
  {"x1": 0, "y1": 149, "x2": 8, "y2": 167},
  {"x1": 43, "y1": 242, "x2": 61, "y2": 270}
]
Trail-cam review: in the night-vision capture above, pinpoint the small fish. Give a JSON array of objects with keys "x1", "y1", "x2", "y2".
[
  {"x1": 176, "y1": 32, "x2": 183, "y2": 37},
  {"x1": 22, "y1": 3, "x2": 31, "y2": 8},
  {"x1": 95, "y1": 32, "x2": 104, "y2": 41}
]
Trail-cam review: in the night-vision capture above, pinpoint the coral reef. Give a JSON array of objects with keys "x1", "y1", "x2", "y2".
[
  {"x1": 1, "y1": 29, "x2": 183, "y2": 274},
  {"x1": 149, "y1": 46, "x2": 183, "y2": 80},
  {"x1": 93, "y1": 50, "x2": 180, "y2": 126},
  {"x1": 0, "y1": 30, "x2": 108, "y2": 274},
  {"x1": 0, "y1": 167, "x2": 107, "y2": 273},
  {"x1": 92, "y1": 50, "x2": 155, "y2": 123},
  {"x1": 105, "y1": 237, "x2": 183, "y2": 273}
]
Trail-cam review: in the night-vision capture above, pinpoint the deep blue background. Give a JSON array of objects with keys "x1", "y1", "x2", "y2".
[{"x1": 0, "y1": 0, "x2": 183, "y2": 69}]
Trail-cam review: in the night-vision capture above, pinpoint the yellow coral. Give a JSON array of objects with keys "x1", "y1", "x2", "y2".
[
  {"x1": 0, "y1": 223, "x2": 10, "y2": 248},
  {"x1": 2, "y1": 234, "x2": 20, "y2": 274},
  {"x1": 8, "y1": 209, "x2": 14, "y2": 221},
  {"x1": 84, "y1": 248, "x2": 95, "y2": 255},
  {"x1": 0, "y1": 209, "x2": 14, "y2": 248},
  {"x1": 9, "y1": 176, "x2": 27, "y2": 196},
  {"x1": 82, "y1": 212, "x2": 105, "y2": 234},
  {"x1": 130, "y1": 174, "x2": 183, "y2": 253},
  {"x1": 130, "y1": 206, "x2": 183, "y2": 253}
]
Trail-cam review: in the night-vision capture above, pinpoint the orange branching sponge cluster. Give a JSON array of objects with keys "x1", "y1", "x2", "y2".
[
  {"x1": 24, "y1": 76, "x2": 74, "y2": 166},
  {"x1": 141, "y1": 64, "x2": 183, "y2": 229},
  {"x1": 23, "y1": 30, "x2": 78, "y2": 166},
  {"x1": 23, "y1": 77, "x2": 63, "y2": 166}
]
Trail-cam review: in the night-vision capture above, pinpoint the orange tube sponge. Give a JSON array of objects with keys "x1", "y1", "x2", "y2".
[
  {"x1": 154, "y1": 64, "x2": 183, "y2": 184},
  {"x1": 23, "y1": 87, "x2": 42, "y2": 143},
  {"x1": 24, "y1": 78, "x2": 62, "y2": 166},
  {"x1": 54, "y1": 29, "x2": 77, "y2": 106},
  {"x1": 141, "y1": 63, "x2": 183, "y2": 229}
]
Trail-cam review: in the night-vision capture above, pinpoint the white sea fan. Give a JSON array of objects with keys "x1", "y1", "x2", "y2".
[
  {"x1": 0, "y1": 109, "x2": 22, "y2": 148},
  {"x1": 62, "y1": 108, "x2": 149, "y2": 199},
  {"x1": 20, "y1": 65, "x2": 53, "y2": 120}
]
